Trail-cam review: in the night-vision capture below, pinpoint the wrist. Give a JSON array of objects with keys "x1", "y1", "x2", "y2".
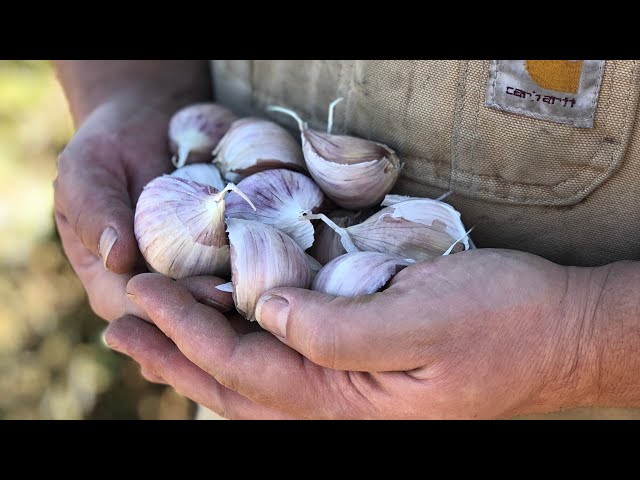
[
  {"x1": 54, "y1": 61, "x2": 212, "y2": 126},
  {"x1": 539, "y1": 260, "x2": 640, "y2": 412},
  {"x1": 579, "y1": 261, "x2": 640, "y2": 408}
]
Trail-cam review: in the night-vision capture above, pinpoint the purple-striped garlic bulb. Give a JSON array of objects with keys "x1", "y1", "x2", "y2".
[
  {"x1": 134, "y1": 176, "x2": 254, "y2": 279},
  {"x1": 312, "y1": 252, "x2": 413, "y2": 297},
  {"x1": 169, "y1": 103, "x2": 237, "y2": 168},
  {"x1": 225, "y1": 169, "x2": 324, "y2": 250}
]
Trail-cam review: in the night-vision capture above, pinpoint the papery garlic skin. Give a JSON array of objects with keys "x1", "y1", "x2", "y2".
[
  {"x1": 347, "y1": 199, "x2": 470, "y2": 259},
  {"x1": 308, "y1": 197, "x2": 470, "y2": 261},
  {"x1": 309, "y1": 209, "x2": 371, "y2": 265},
  {"x1": 225, "y1": 169, "x2": 324, "y2": 250},
  {"x1": 134, "y1": 176, "x2": 236, "y2": 279},
  {"x1": 169, "y1": 103, "x2": 237, "y2": 168},
  {"x1": 267, "y1": 102, "x2": 402, "y2": 210},
  {"x1": 213, "y1": 118, "x2": 306, "y2": 183},
  {"x1": 382, "y1": 191, "x2": 452, "y2": 206},
  {"x1": 227, "y1": 219, "x2": 312, "y2": 321},
  {"x1": 170, "y1": 163, "x2": 226, "y2": 191},
  {"x1": 312, "y1": 252, "x2": 413, "y2": 298},
  {"x1": 305, "y1": 253, "x2": 323, "y2": 283}
]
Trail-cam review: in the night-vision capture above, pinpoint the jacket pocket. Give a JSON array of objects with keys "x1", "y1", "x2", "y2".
[{"x1": 450, "y1": 60, "x2": 640, "y2": 206}]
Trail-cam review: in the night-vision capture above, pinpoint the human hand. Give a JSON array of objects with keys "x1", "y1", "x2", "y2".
[
  {"x1": 103, "y1": 249, "x2": 606, "y2": 419},
  {"x1": 54, "y1": 92, "x2": 185, "y2": 321}
]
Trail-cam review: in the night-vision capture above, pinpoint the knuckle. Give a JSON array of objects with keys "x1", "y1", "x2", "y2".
[
  {"x1": 217, "y1": 363, "x2": 242, "y2": 394},
  {"x1": 55, "y1": 148, "x2": 74, "y2": 177},
  {"x1": 86, "y1": 291, "x2": 119, "y2": 323}
]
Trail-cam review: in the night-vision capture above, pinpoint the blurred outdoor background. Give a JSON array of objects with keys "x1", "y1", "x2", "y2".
[
  {"x1": 2, "y1": 60, "x2": 640, "y2": 420},
  {"x1": 0, "y1": 60, "x2": 195, "y2": 419}
]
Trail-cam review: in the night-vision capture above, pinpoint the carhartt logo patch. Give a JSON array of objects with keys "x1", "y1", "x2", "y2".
[{"x1": 485, "y1": 60, "x2": 605, "y2": 128}]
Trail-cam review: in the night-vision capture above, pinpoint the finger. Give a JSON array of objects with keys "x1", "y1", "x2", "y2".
[
  {"x1": 227, "y1": 311, "x2": 264, "y2": 335},
  {"x1": 104, "y1": 316, "x2": 294, "y2": 419},
  {"x1": 176, "y1": 276, "x2": 234, "y2": 313},
  {"x1": 54, "y1": 134, "x2": 139, "y2": 274},
  {"x1": 56, "y1": 211, "x2": 146, "y2": 322},
  {"x1": 127, "y1": 274, "x2": 367, "y2": 418},
  {"x1": 253, "y1": 287, "x2": 429, "y2": 371},
  {"x1": 140, "y1": 367, "x2": 166, "y2": 384}
]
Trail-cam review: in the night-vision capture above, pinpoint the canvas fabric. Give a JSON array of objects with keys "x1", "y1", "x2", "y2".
[
  {"x1": 211, "y1": 60, "x2": 640, "y2": 267},
  {"x1": 204, "y1": 60, "x2": 640, "y2": 420}
]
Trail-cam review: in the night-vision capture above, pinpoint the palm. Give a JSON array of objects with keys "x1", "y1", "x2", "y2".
[{"x1": 54, "y1": 98, "x2": 174, "y2": 321}]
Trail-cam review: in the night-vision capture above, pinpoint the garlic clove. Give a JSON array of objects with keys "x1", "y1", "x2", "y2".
[
  {"x1": 267, "y1": 100, "x2": 402, "y2": 210},
  {"x1": 225, "y1": 169, "x2": 324, "y2": 251},
  {"x1": 169, "y1": 103, "x2": 237, "y2": 168},
  {"x1": 212, "y1": 117, "x2": 306, "y2": 183},
  {"x1": 134, "y1": 177, "x2": 254, "y2": 279},
  {"x1": 312, "y1": 252, "x2": 413, "y2": 298},
  {"x1": 226, "y1": 219, "x2": 313, "y2": 321},
  {"x1": 308, "y1": 209, "x2": 372, "y2": 265},
  {"x1": 307, "y1": 198, "x2": 471, "y2": 262},
  {"x1": 170, "y1": 163, "x2": 226, "y2": 191}
]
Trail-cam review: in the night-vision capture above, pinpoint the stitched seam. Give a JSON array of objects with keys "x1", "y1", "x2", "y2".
[
  {"x1": 586, "y1": 60, "x2": 605, "y2": 122},
  {"x1": 454, "y1": 60, "x2": 633, "y2": 205},
  {"x1": 451, "y1": 60, "x2": 470, "y2": 191},
  {"x1": 466, "y1": 61, "x2": 485, "y2": 190},
  {"x1": 487, "y1": 104, "x2": 596, "y2": 123}
]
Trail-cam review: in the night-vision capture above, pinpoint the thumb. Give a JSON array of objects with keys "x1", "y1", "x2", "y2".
[
  {"x1": 54, "y1": 134, "x2": 141, "y2": 274},
  {"x1": 254, "y1": 287, "x2": 421, "y2": 371}
]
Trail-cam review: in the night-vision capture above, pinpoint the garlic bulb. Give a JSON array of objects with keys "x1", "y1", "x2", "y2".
[
  {"x1": 308, "y1": 209, "x2": 371, "y2": 265},
  {"x1": 312, "y1": 252, "x2": 413, "y2": 298},
  {"x1": 226, "y1": 219, "x2": 313, "y2": 321},
  {"x1": 170, "y1": 163, "x2": 226, "y2": 191},
  {"x1": 169, "y1": 103, "x2": 237, "y2": 168},
  {"x1": 225, "y1": 169, "x2": 324, "y2": 250},
  {"x1": 212, "y1": 118, "x2": 306, "y2": 183},
  {"x1": 307, "y1": 197, "x2": 472, "y2": 261},
  {"x1": 134, "y1": 176, "x2": 254, "y2": 279},
  {"x1": 267, "y1": 99, "x2": 402, "y2": 209}
]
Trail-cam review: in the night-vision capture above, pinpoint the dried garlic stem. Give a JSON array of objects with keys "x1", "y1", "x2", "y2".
[
  {"x1": 443, "y1": 226, "x2": 475, "y2": 256},
  {"x1": 172, "y1": 143, "x2": 191, "y2": 169},
  {"x1": 304, "y1": 213, "x2": 360, "y2": 253},
  {"x1": 435, "y1": 190, "x2": 452, "y2": 202},
  {"x1": 265, "y1": 106, "x2": 306, "y2": 132},
  {"x1": 214, "y1": 183, "x2": 256, "y2": 211},
  {"x1": 326, "y1": 97, "x2": 344, "y2": 134}
]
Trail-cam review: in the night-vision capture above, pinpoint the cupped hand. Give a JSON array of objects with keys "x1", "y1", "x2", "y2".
[
  {"x1": 103, "y1": 249, "x2": 606, "y2": 419},
  {"x1": 54, "y1": 93, "x2": 236, "y2": 321}
]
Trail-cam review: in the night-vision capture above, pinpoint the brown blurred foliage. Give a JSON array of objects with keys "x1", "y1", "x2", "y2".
[{"x1": 0, "y1": 60, "x2": 195, "y2": 419}]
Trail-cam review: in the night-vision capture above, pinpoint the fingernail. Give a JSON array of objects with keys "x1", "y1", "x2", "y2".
[
  {"x1": 201, "y1": 297, "x2": 231, "y2": 313},
  {"x1": 98, "y1": 226, "x2": 118, "y2": 270},
  {"x1": 101, "y1": 329, "x2": 120, "y2": 351},
  {"x1": 255, "y1": 295, "x2": 289, "y2": 338}
]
